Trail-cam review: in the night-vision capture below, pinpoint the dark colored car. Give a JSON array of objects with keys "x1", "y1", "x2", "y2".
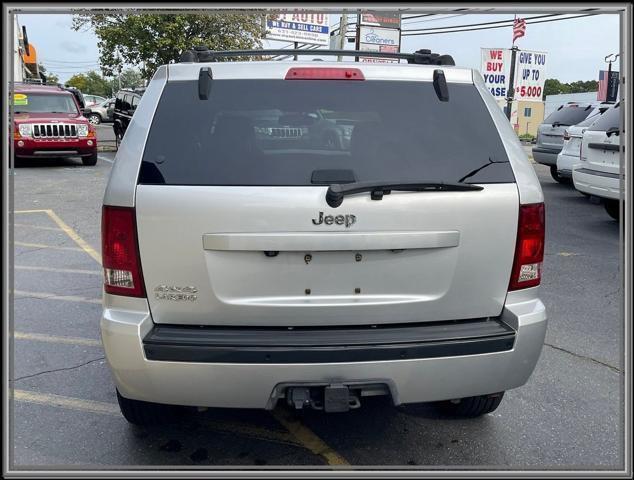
[
  {"x1": 12, "y1": 83, "x2": 98, "y2": 165},
  {"x1": 112, "y1": 88, "x2": 145, "y2": 143}
]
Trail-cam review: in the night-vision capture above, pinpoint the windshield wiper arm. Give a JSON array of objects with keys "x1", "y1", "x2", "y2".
[
  {"x1": 458, "y1": 157, "x2": 509, "y2": 183},
  {"x1": 326, "y1": 181, "x2": 483, "y2": 208}
]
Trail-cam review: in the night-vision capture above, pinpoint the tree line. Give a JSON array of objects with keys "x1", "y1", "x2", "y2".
[{"x1": 543, "y1": 79, "x2": 599, "y2": 98}]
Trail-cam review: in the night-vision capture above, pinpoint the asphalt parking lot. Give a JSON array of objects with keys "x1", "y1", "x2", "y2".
[{"x1": 10, "y1": 142, "x2": 623, "y2": 469}]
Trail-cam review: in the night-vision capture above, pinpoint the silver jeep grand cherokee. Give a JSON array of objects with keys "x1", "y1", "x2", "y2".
[{"x1": 100, "y1": 49, "x2": 547, "y2": 425}]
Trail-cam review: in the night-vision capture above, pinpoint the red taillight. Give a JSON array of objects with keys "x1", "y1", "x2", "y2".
[
  {"x1": 509, "y1": 203, "x2": 545, "y2": 291},
  {"x1": 101, "y1": 206, "x2": 145, "y2": 297},
  {"x1": 285, "y1": 67, "x2": 365, "y2": 80}
]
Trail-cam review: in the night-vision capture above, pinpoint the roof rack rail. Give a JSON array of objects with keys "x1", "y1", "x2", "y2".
[{"x1": 179, "y1": 48, "x2": 455, "y2": 66}]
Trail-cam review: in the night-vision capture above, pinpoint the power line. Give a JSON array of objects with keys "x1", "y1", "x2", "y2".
[
  {"x1": 402, "y1": 13, "x2": 598, "y2": 36},
  {"x1": 401, "y1": 13, "x2": 467, "y2": 26},
  {"x1": 402, "y1": 13, "x2": 561, "y2": 32},
  {"x1": 401, "y1": 14, "x2": 436, "y2": 20}
]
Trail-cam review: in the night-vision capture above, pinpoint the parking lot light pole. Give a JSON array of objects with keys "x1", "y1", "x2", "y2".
[
  {"x1": 337, "y1": 10, "x2": 347, "y2": 62},
  {"x1": 505, "y1": 45, "x2": 519, "y2": 121}
]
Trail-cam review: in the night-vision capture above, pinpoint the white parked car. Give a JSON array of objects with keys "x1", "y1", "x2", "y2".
[
  {"x1": 100, "y1": 48, "x2": 547, "y2": 425},
  {"x1": 556, "y1": 103, "x2": 613, "y2": 182},
  {"x1": 572, "y1": 102, "x2": 622, "y2": 220}
]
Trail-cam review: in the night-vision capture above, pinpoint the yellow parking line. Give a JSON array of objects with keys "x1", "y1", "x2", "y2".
[
  {"x1": 13, "y1": 209, "x2": 101, "y2": 264},
  {"x1": 14, "y1": 389, "x2": 119, "y2": 416},
  {"x1": 202, "y1": 419, "x2": 300, "y2": 447},
  {"x1": 14, "y1": 223, "x2": 63, "y2": 231},
  {"x1": 15, "y1": 265, "x2": 101, "y2": 276},
  {"x1": 13, "y1": 212, "x2": 346, "y2": 464},
  {"x1": 273, "y1": 408, "x2": 349, "y2": 466},
  {"x1": 15, "y1": 241, "x2": 84, "y2": 252},
  {"x1": 12, "y1": 389, "x2": 300, "y2": 447},
  {"x1": 13, "y1": 331, "x2": 102, "y2": 347},
  {"x1": 44, "y1": 210, "x2": 102, "y2": 265},
  {"x1": 14, "y1": 290, "x2": 102, "y2": 304}
]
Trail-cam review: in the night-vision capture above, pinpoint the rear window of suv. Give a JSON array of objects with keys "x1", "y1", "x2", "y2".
[
  {"x1": 588, "y1": 103, "x2": 620, "y2": 132},
  {"x1": 543, "y1": 105, "x2": 593, "y2": 126},
  {"x1": 139, "y1": 79, "x2": 515, "y2": 186}
]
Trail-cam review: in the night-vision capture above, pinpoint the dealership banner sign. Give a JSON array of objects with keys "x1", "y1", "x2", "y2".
[
  {"x1": 480, "y1": 48, "x2": 512, "y2": 100},
  {"x1": 266, "y1": 13, "x2": 330, "y2": 46},
  {"x1": 513, "y1": 50, "x2": 547, "y2": 102},
  {"x1": 480, "y1": 48, "x2": 547, "y2": 102}
]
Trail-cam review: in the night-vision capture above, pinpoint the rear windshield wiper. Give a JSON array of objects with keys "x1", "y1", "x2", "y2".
[
  {"x1": 326, "y1": 181, "x2": 483, "y2": 208},
  {"x1": 458, "y1": 157, "x2": 509, "y2": 183}
]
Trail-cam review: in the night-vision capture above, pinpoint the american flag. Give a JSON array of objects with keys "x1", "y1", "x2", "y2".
[
  {"x1": 597, "y1": 70, "x2": 608, "y2": 101},
  {"x1": 513, "y1": 17, "x2": 526, "y2": 43}
]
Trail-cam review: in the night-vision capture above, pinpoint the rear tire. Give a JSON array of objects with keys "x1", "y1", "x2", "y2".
[
  {"x1": 604, "y1": 200, "x2": 620, "y2": 221},
  {"x1": 82, "y1": 152, "x2": 98, "y2": 166},
  {"x1": 116, "y1": 389, "x2": 180, "y2": 426},
  {"x1": 435, "y1": 392, "x2": 505, "y2": 417},
  {"x1": 550, "y1": 166, "x2": 570, "y2": 184}
]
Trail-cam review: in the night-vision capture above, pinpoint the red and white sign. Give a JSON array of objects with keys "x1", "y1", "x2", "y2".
[
  {"x1": 513, "y1": 50, "x2": 547, "y2": 102},
  {"x1": 359, "y1": 44, "x2": 399, "y2": 63},
  {"x1": 480, "y1": 48, "x2": 512, "y2": 100}
]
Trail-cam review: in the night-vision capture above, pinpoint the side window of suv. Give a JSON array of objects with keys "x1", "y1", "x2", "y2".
[
  {"x1": 131, "y1": 95, "x2": 139, "y2": 111},
  {"x1": 115, "y1": 92, "x2": 125, "y2": 110},
  {"x1": 122, "y1": 95, "x2": 132, "y2": 111}
]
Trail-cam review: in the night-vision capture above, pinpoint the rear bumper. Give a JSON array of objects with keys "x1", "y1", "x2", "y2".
[
  {"x1": 143, "y1": 319, "x2": 516, "y2": 364},
  {"x1": 556, "y1": 152, "x2": 577, "y2": 177},
  {"x1": 572, "y1": 166, "x2": 621, "y2": 200},
  {"x1": 101, "y1": 291, "x2": 547, "y2": 409},
  {"x1": 532, "y1": 146, "x2": 560, "y2": 166}
]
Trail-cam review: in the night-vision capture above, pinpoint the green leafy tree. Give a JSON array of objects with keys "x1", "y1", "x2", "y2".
[
  {"x1": 38, "y1": 64, "x2": 60, "y2": 85},
  {"x1": 65, "y1": 73, "x2": 88, "y2": 92},
  {"x1": 65, "y1": 71, "x2": 112, "y2": 97},
  {"x1": 72, "y1": 13, "x2": 268, "y2": 78},
  {"x1": 107, "y1": 68, "x2": 144, "y2": 94}
]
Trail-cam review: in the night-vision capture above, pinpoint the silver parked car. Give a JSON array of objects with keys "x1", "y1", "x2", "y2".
[
  {"x1": 532, "y1": 102, "x2": 601, "y2": 183},
  {"x1": 101, "y1": 49, "x2": 547, "y2": 425},
  {"x1": 85, "y1": 98, "x2": 115, "y2": 125}
]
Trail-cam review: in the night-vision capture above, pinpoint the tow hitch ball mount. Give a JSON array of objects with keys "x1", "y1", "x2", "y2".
[{"x1": 287, "y1": 385, "x2": 361, "y2": 413}]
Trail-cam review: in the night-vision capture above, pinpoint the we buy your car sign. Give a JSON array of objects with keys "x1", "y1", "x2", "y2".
[
  {"x1": 480, "y1": 48, "x2": 547, "y2": 102},
  {"x1": 481, "y1": 48, "x2": 512, "y2": 99}
]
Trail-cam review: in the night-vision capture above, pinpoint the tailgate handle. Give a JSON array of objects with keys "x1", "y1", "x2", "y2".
[{"x1": 202, "y1": 231, "x2": 460, "y2": 252}]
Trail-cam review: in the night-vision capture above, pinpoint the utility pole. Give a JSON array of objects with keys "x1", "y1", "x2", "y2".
[
  {"x1": 354, "y1": 13, "x2": 361, "y2": 62},
  {"x1": 604, "y1": 53, "x2": 620, "y2": 102},
  {"x1": 506, "y1": 45, "x2": 519, "y2": 121},
  {"x1": 337, "y1": 10, "x2": 347, "y2": 62}
]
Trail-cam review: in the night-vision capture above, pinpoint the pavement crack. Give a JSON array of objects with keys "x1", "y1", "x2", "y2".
[
  {"x1": 10, "y1": 356, "x2": 106, "y2": 383},
  {"x1": 544, "y1": 343, "x2": 621, "y2": 373}
]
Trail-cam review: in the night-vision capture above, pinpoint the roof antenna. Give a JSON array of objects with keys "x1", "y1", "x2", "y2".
[
  {"x1": 198, "y1": 67, "x2": 213, "y2": 100},
  {"x1": 433, "y1": 69, "x2": 449, "y2": 102}
]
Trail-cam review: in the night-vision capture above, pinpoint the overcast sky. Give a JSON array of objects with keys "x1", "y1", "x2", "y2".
[{"x1": 16, "y1": 12, "x2": 620, "y2": 84}]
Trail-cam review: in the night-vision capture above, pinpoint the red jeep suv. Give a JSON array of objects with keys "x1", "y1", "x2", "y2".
[{"x1": 13, "y1": 83, "x2": 98, "y2": 165}]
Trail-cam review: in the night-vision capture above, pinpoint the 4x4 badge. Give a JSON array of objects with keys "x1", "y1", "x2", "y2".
[{"x1": 312, "y1": 212, "x2": 356, "y2": 228}]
